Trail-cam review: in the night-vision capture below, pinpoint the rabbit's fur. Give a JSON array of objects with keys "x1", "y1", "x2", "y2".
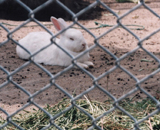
[{"x1": 16, "y1": 16, "x2": 93, "y2": 68}]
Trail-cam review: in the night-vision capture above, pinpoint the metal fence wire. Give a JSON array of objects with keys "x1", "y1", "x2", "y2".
[{"x1": 0, "y1": 0, "x2": 160, "y2": 129}]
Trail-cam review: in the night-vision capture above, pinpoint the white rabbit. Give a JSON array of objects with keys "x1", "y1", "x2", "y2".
[{"x1": 16, "y1": 16, "x2": 94, "y2": 69}]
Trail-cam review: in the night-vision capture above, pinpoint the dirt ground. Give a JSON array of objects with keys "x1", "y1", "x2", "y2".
[{"x1": 0, "y1": 1, "x2": 160, "y2": 119}]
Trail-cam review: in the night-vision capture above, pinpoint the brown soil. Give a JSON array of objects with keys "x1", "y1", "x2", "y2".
[{"x1": 0, "y1": 0, "x2": 160, "y2": 118}]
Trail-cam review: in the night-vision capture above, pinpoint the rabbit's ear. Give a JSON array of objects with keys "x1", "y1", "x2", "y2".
[
  {"x1": 57, "y1": 18, "x2": 68, "y2": 29},
  {"x1": 51, "y1": 16, "x2": 67, "y2": 31}
]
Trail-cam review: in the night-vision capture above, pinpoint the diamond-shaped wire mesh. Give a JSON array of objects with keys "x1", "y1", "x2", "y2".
[{"x1": 0, "y1": 0, "x2": 160, "y2": 129}]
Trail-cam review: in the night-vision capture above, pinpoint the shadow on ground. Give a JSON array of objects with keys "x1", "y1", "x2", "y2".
[{"x1": 0, "y1": 0, "x2": 104, "y2": 21}]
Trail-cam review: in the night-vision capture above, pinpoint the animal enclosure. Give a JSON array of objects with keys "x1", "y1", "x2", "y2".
[{"x1": 0, "y1": 0, "x2": 160, "y2": 129}]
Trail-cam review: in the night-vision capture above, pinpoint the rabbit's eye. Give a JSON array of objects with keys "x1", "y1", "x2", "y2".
[{"x1": 70, "y1": 38, "x2": 74, "y2": 41}]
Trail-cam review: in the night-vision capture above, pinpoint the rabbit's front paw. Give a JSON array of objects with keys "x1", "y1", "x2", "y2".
[
  {"x1": 77, "y1": 62, "x2": 89, "y2": 69},
  {"x1": 84, "y1": 61, "x2": 94, "y2": 68}
]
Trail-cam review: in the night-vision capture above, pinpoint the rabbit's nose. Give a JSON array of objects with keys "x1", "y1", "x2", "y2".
[{"x1": 82, "y1": 43, "x2": 86, "y2": 47}]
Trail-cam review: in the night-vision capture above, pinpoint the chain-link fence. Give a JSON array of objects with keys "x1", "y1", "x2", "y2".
[{"x1": 0, "y1": 0, "x2": 160, "y2": 129}]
